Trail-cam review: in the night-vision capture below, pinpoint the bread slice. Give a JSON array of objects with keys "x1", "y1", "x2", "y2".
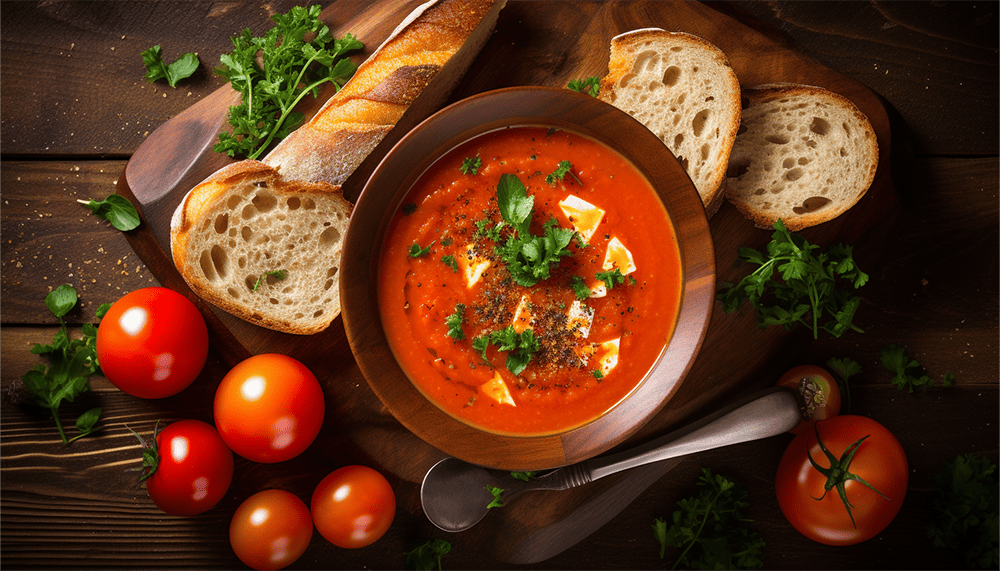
[
  {"x1": 170, "y1": 161, "x2": 352, "y2": 335},
  {"x1": 598, "y1": 29, "x2": 741, "y2": 217},
  {"x1": 724, "y1": 83, "x2": 879, "y2": 231}
]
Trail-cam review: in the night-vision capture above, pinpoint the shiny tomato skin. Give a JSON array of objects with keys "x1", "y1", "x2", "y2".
[
  {"x1": 97, "y1": 287, "x2": 209, "y2": 399},
  {"x1": 776, "y1": 415, "x2": 908, "y2": 546},
  {"x1": 146, "y1": 419, "x2": 234, "y2": 517},
  {"x1": 230, "y1": 489, "x2": 313, "y2": 570},
  {"x1": 214, "y1": 354, "x2": 325, "y2": 463},
  {"x1": 311, "y1": 465, "x2": 396, "y2": 549},
  {"x1": 776, "y1": 364, "x2": 842, "y2": 434}
]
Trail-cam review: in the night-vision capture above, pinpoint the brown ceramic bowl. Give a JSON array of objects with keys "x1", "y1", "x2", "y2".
[{"x1": 341, "y1": 86, "x2": 714, "y2": 471}]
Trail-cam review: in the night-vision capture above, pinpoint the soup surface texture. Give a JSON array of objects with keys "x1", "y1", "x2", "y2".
[{"x1": 378, "y1": 126, "x2": 682, "y2": 435}]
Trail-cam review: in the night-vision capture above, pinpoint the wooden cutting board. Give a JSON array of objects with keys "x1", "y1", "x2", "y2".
[{"x1": 117, "y1": 0, "x2": 898, "y2": 564}]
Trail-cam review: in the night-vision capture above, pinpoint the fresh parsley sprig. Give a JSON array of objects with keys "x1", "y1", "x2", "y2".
[
  {"x1": 827, "y1": 356, "x2": 861, "y2": 414},
  {"x1": 880, "y1": 344, "x2": 955, "y2": 392},
  {"x1": 472, "y1": 325, "x2": 540, "y2": 376},
  {"x1": 404, "y1": 539, "x2": 452, "y2": 570},
  {"x1": 567, "y1": 76, "x2": 600, "y2": 97},
  {"x1": 717, "y1": 219, "x2": 868, "y2": 339},
  {"x1": 486, "y1": 484, "x2": 505, "y2": 508},
  {"x1": 214, "y1": 5, "x2": 363, "y2": 159},
  {"x1": 20, "y1": 285, "x2": 108, "y2": 444},
  {"x1": 926, "y1": 453, "x2": 999, "y2": 569},
  {"x1": 141, "y1": 45, "x2": 200, "y2": 87},
  {"x1": 460, "y1": 156, "x2": 481, "y2": 175},
  {"x1": 78, "y1": 195, "x2": 141, "y2": 231},
  {"x1": 445, "y1": 304, "x2": 466, "y2": 340},
  {"x1": 409, "y1": 241, "x2": 434, "y2": 258},
  {"x1": 252, "y1": 269, "x2": 288, "y2": 291},
  {"x1": 653, "y1": 469, "x2": 765, "y2": 570},
  {"x1": 494, "y1": 174, "x2": 575, "y2": 287},
  {"x1": 546, "y1": 160, "x2": 582, "y2": 186}
]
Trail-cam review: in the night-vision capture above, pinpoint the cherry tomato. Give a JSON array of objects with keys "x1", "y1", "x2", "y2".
[
  {"x1": 230, "y1": 489, "x2": 313, "y2": 570},
  {"x1": 97, "y1": 287, "x2": 209, "y2": 399},
  {"x1": 214, "y1": 354, "x2": 325, "y2": 463},
  {"x1": 776, "y1": 364, "x2": 842, "y2": 434},
  {"x1": 311, "y1": 465, "x2": 396, "y2": 549},
  {"x1": 136, "y1": 419, "x2": 233, "y2": 517},
  {"x1": 775, "y1": 415, "x2": 908, "y2": 546}
]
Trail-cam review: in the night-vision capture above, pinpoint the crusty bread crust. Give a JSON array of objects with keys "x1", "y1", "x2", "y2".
[
  {"x1": 598, "y1": 29, "x2": 741, "y2": 218},
  {"x1": 724, "y1": 83, "x2": 879, "y2": 231},
  {"x1": 263, "y1": 0, "x2": 501, "y2": 186},
  {"x1": 170, "y1": 161, "x2": 352, "y2": 335}
]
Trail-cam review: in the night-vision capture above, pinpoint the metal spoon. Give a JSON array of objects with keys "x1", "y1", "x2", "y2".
[{"x1": 420, "y1": 387, "x2": 800, "y2": 532}]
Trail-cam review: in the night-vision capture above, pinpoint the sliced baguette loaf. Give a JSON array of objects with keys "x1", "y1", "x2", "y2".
[
  {"x1": 170, "y1": 161, "x2": 351, "y2": 335},
  {"x1": 724, "y1": 83, "x2": 878, "y2": 231},
  {"x1": 598, "y1": 29, "x2": 741, "y2": 217}
]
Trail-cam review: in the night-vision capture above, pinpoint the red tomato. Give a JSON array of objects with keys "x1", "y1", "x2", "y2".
[
  {"x1": 776, "y1": 364, "x2": 842, "y2": 434},
  {"x1": 230, "y1": 489, "x2": 313, "y2": 570},
  {"x1": 214, "y1": 354, "x2": 325, "y2": 463},
  {"x1": 97, "y1": 287, "x2": 209, "y2": 399},
  {"x1": 311, "y1": 465, "x2": 396, "y2": 549},
  {"x1": 138, "y1": 419, "x2": 234, "y2": 517},
  {"x1": 775, "y1": 415, "x2": 908, "y2": 545}
]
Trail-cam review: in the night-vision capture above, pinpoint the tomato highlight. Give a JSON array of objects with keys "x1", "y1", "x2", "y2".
[
  {"x1": 311, "y1": 465, "x2": 396, "y2": 549},
  {"x1": 230, "y1": 489, "x2": 312, "y2": 570}
]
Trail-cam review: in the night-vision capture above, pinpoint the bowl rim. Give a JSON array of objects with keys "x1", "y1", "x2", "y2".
[{"x1": 341, "y1": 86, "x2": 715, "y2": 470}]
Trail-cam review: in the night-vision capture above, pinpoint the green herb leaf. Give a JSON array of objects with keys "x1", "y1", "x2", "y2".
[
  {"x1": 654, "y1": 469, "x2": 765, "y2": 570},
  {"x1": 880, "y1": 344, "x2": 955, "y2": 392},
  {"x1": 67, "y1": 407, "x2": 104, "y2": 443},
  {"x1": 404, "y1": 539, "x2": 452, "y2": 570},
  {"x1": 472, "y1": 335, "x2": 491, "y2": 361},
  {"x1": 567, "y1": 76, "x2": 600, "y2": 97},
  {"x1": 826, "y1": 356, "x2": 861, "y2": 414},
  {"x1": 496, "y1": 174, "x2": 533, "y2": 237},
  {"x1": 46, "y1": 284, "x2": 78, "y2": 318},
  {"x1": 474, "y1": 218, "x2": 505, "y2": 242},
  {"x1": 511, "y1": 471, "x2": 536, "y2": 481},
  {"x1": 716, "y1": 219, "x2": 868, "y2": 339},
  {"x1": 926, "y1": 453, "x2": 999, "y2": 569},
  {"x1": 570, "y1": 275, "x2": 591, "y2": 300},
  {"x1": 445, "y1": 304, "x2": 466, "y2": 341},
  {"x1": 460, "y1": 156, "x2": 482, "y2": 175},
  {"x1": 253, "y1": 269, "x2": 288, "y2": 291},
  {"x1": 545, "y1": 160, "x2": 582, "y2": 186},
  {"x1": 493, "y1": 175, "x2": 575, "y2": 286},
  {"x1": 141, "y1": 45, "x2": 200, "y2": 87},
  {"x1": 486, "y1": 485, "x2": 505, "y2": 509},
  {"x1": 213, "y1": 5, "x2": 363, "y2": 159},
  {"x1": 592, "y1": 369, "x2": 604, "y2": 380},
  {"x1": 409, "y1": 241, "x2": 434, "y2": 258},
  {"x1": 595, "y1": 268, "x2": 627, "y2": 290},
  {"x1": 474, "y1": 326, "x2": 541, "y2": 376},
  {"x1": 441, "y1": 254, "x2": 458, "y2": 274},
  {"x1": 79, "y1": 194, "x2": 141, "y2": 231}
]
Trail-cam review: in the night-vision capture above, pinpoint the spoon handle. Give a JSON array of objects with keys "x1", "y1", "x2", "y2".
[{"x1": 586, "y1": 388, "x2": 800, "y2": 482}]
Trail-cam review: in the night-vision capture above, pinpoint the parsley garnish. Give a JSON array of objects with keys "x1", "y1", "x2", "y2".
[
  {"x1": 473, "y1": 326, "x2": 541, "y2": 376},
  {"x1": 592, "y1": 369, "x2": 604, "y2": 380},
  {"x1": 78, "y1": 194, "x2": 141, "y2": 231},
  {"x1": 545, "y1": 160, "x2": 582, "y2": 186},
  {"x1": 214, "y1": 5, "x2": 363, "y2": 159},
  {"x1": 653, "y1": 469, "x2": 765, "y2": 570},
  {"x1": 570, "y1": 275, "x2": 591, "y2": 300},
  {"x1": 404, "y1": 539, "x2": 452, "y2": 570},
  {"x1": 511, "y1": 471, "x2": 536, "y2": 481},
  {"x1": 486, "y1": 484, "x2": 505, "y2": 508},
  {"x1": 445, "y1": 304, "x2": 466, "y2": 340},
  {"x1": 441, "y1": 254, "x2": 458, "y2": 273},
  {"x1": 474, "y1": 218, "x2": 505, "y2": 242},
  {"x1": 567, "y1": 76, "x2": 600, "y2": 97},
  {"x1": 880, "y1": 344, "x2": 955, "y2": 392},
  {"x1": 409, "y1": 241, "x2": 434, "y2": 258},
  {"x1": 141, "y1": 45, "x2": 200, "y2": 88},
  {"x1": 494, "y1": 174, "x2": 575, "y2": 287},
  {"x1": 460, "y1": 156, "x2": 481, "y2": 175},
  {"x1": 20, "y1": 285, "x2": 107, "y2": 444},
  {"x1": 716, "y1": 219, "x2": 868, "y2": 339},
  {"x1": 253, "y1": 269, "x2": 288, "y2": 291},
  {"x1": 595, "y1": 268, "x2": 627, "y2": 290},
  {"x1": 926, "y1": 454, "x2": 999, "y2": 569},
  {"x1": 826, "y1": 356, "x2": 861, "y2": 414}
]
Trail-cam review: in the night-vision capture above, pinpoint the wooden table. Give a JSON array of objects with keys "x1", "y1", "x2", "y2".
[{"x1": 2, "y1": 1, "x2": 997, "y2": 569}]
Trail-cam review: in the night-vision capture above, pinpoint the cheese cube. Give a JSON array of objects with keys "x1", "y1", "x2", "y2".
[
  {"x1": 457, "y1": 246, "x2": 491, "y2": 288},
  {"x1": 566, "y1": 300, "x2": 595, "y2": 339},
  {"x1": 558, "y1": 194, "x2": 605, "y2": 243},
  {"x1": 602, "y1": 237, "x2": 636, "y2": 275},
  {"x1": 510, "y1": 294, "x2": 533, "y2": 333},
  {"x1": 481, "y1": 372, "x2": 516, "y2": 406},
  {"x1": 576, "y1": 337, "x2": 621, "y2": 376}
]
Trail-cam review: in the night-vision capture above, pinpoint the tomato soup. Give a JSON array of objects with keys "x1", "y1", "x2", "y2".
[{"x1": 377, "y1": 126, "x2": 682, "y2": 435}]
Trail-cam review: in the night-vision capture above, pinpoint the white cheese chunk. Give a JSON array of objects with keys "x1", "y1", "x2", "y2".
[
  {"x1": 602, "y1": 236, "x2": 636, "y2": 275},
  {"x1": 457, "y1": 246, "x2": 491, "y2": 288},
  {"x1": 558, "y1": 194, "x2": 605, "y2": 243},
  {"x1": 481, "y1": 372, "x2": 516, "y2": 406},
  {"x1": 576, "y1": 337, "x2": 621, "y2": 376},
  {"x1": 510, "y1": 294, "x2": 533, "y2": 333},
  {"x1": 566, "y1": 300, "x2": 595, "y2": 339}
]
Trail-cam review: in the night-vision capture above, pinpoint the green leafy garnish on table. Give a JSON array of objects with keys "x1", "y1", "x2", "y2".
[
  {"x1": 460, "y1": 156, "x2": 481, "y2": 175},
  {"x1": 511, "y1": 471, "x2": 536, "y2": 481},
  {"x1": 473, "y1": 326, "x2": 540, "y2": 376},
  {"x1": 214, "y1": 4, "x2": 363, "y2": 160},
  {"x1": 827, "y1": 356, "x2": 861, "y2": 414},
  {"x1": 78, "y1": 194, "x2": 141, "y2": 231},
  {"x1": 546, "y1": 160, "x2": 582, "y2": 186},
  {"x1": 252, "y1": 269, "x2": 288, "y2": 291},
  {"x1": 717, "y1": 219, "x2": 868, "y2": 339},
  {"x1": 20, "y1": 285, "x2": 108, "y2": 444},
  {"x1": 653, "y1": 468, "x2": 765, "y2": 570},
  {"x1": 567, "y1": 76, "x2": 600, "y2": 97},
  {"x1": 926, "y1": 453, "x2": 999, "y2": 569},
  {"x1": 880, "y1": 344, "x2": 955, "y2": 392},
  {"x1": 404, "y1": 539, "x2": 452, "y2": 570},
  {"x1": 495, "y1": 174, "x2": 575, "y2": 287},
  {"x1": 445, "y1": 304, "x2": 466, "y2": 341},
  {"x1": 486, "y1": 484, "x2": 505, "y2": 508},
  {"x1": 141, "y1": 45, "x2": 200, "y2": 87}
]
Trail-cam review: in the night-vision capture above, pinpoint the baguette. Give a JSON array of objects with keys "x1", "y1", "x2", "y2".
[
  {"x1": 598, "y1": 29, "x2": 741, "y2": 217},
  {"x1": 723, "y1": 83, "x2": 878, "y2": 231},
  {"x1": 171, "y1": 0, "x2": 504, "y2": 334}
]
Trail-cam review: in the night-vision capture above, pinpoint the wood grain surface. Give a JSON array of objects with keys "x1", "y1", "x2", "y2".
[{"x1": 1, "y1": 1, "x2": 997, "y2": 570}]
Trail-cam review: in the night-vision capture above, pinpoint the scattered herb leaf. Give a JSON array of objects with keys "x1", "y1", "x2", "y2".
[
  {"x1": 253, "y1": 269, "x2": 288, "y2": 291},
  {"x1": 404, "y1": 539, "x2": 452, "y2": 570},
  {"x1": 926, "y1": 453, "x2": 999, "y2": 569},
  {"x1": 511, "y1": 471, "x2": 536, "y2": 481},
  {"x1": 596, "y1": 268, "x2": 627, "y2": 290},
  {"x1": 472, "y1": 335, "x2": 490, "y2": 361},
  {"x1": 567, "y1": 76, "x2": 600, "y2": 97},
  {"x1": 716, "y1": 219, "x2": 868, "y2": 339},
  {"x1": 826, "y1": 356, "x2": 861, "y2": 414},
  {"x1": 653, "y1": 468, "x2": 765, "y2": 570},
  {"x1": 141, "y1": 45, "x2": 200, "y2": 87},
  {"x1": 409, "y1": 241, "x2": 434, "y2": 258},
  {"x1": 445, "y1": 304, "x2": 466, "y2": 341},
  {"x1": 78, "y1": 195, "x2": 141, "y2": 231},
  {"x1": 214, "y1": 5, "x2": 363, "y2": 159},
  {"x1": 570, "y1": 275, "x2": 591, "y2": 300},
  {"x1": 474, "y1": 218, "x2": 505, "y2": 242},
  {"x1": 473, "y1": 326, "x2": 541, "y2": 376},
  {"x1": 460, "y1": 156, "x2": 481, "y2": 175},
  {"x1": 441, "y1": 254, "x2": 458, "y2": 274},
  {"x1": 486, "y1": 484, "x2": 505, "y2": 509},
  {"x1": 880, "y1": 344, "x2": 955, "y2": 392},
  {"x1": 592, "y1": 369, "x2": 604, "y2": 380},
  {"x1": 546, "y1": 160, "x2": 582, "y2": 186}
]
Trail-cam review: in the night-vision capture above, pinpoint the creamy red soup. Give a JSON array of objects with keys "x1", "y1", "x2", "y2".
[{"x1": 378, "y1": 126, "x2": 682, "y2": 435}]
